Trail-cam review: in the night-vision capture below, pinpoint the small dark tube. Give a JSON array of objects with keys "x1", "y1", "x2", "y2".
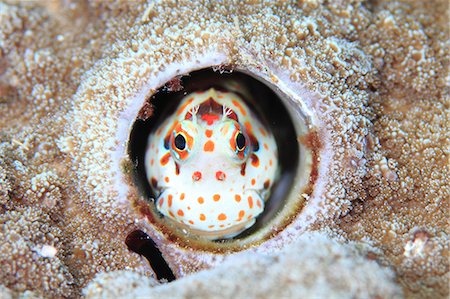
[{"x1": 125, "y1": 230, "x2": 176, "y2": 282}]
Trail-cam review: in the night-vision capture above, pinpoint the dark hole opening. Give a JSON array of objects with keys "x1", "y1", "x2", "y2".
[
  {"x1": 125, "y1": 230, "x2": 176, "y2": 282},
  {"x1": 128, "y1": 68, "x2": 299, "y2": 240}
]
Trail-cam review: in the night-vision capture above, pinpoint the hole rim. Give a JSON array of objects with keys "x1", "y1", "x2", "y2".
[{"x1": 127, "y1": 66, "x2": 317, "y2": 252}]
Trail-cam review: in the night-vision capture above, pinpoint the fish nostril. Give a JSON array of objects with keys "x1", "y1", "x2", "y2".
[{"x1": 215, "y1": 171, "x2": 226, "y2": 181}]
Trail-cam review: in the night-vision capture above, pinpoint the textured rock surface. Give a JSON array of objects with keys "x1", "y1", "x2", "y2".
[
  {"x1": 84, "y1": 232, "x2": 403, "y2": 298},
  {"x1": 0, "y1": 0, "x2": 448, "y2": 298}
]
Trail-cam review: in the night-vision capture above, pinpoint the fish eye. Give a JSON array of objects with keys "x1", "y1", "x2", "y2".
[
  {"x1": 170, "y1": 121, "x2": 195, "y2": 160},
  {"x1": 235, "y1": 132, "x2": 246, "y2": 151},
  {"x1": 230, "y1": 128, "x2": 249, "y2": 160},
  {"x1": 174, "y1": 133, "x2": 187, "y2": 151}
]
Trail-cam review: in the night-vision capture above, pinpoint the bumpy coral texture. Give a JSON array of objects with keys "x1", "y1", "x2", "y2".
[
  {"x1": 0, "y1": 0, "x2": 448, "y2": 298},
  {"x1": 83, "y1": 233, "x2": 402, "y2": 298}
]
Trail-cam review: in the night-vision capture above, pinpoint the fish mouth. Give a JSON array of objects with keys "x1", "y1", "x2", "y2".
[
  {"x1": 153, "y1": 186, "x2": 266, "y2": 237},
  {"x1": 155, "y1": 187, "x2": 265, "y2": 201},
  {"x1": 247, "y1": 188, "x2": 266, "y2": 201},
  {"x1": 153, "y1": 185, "x2": 170, "y2": 197}
]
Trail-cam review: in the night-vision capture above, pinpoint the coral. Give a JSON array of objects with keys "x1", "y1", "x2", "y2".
[
  {"x1": 0, "y1": 208, "x2": 74, "y2": 297},
  {"x1": 83, "y1": 232, "x2": 403, "y2": 298},
  {"x1": 0, "y1": 0, "x2": 448, "y2": 298},
  {"x1": 83, "y1": 271, "x2": 159, "y2": 299}
]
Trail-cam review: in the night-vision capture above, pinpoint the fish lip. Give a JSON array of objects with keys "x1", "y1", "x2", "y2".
[
  {"x1": 246, "y1": 188, "x2": 265, "y2": 199},
  {"x1": 154, "y1": 187, "x2": 265, "y2": 202},
  {"x1": 153, "y1": 186, "x2": 171, "y2": 198}
]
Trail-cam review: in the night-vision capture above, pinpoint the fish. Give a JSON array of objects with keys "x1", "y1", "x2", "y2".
[{"x1": 145, "y1": 88, "x2": 278, "y2": 239}]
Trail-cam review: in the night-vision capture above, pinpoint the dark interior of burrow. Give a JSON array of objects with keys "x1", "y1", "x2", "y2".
[{"x1": 128, "y1": 68, "x2": 299, "y2": 240}]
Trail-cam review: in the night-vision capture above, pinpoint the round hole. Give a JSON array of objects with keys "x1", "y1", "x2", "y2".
[{"x1": 128, "y1": 67, "x2": 312, "y2": 249}]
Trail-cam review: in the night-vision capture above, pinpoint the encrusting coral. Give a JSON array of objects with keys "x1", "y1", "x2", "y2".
[
  {"x1": 0, "y1": 0, "x2": 448, "y2": 298},
  {"x1": 83, "y1": 232, "x2": 403, "y2": 299}
]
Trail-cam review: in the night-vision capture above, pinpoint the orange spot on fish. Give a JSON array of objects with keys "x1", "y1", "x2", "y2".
[
  {"x1": 269, "y1": 159, "x2": 273, "y2": 166},
  {"x1": 218, "y1": 213, "x2": 227, "y2": 221},
  {"x1": 169, "y1": 211, "x2": 175, "y2": 218},
  {"x1": 192, "y1": 171, "x2": 202, "y2": 181},
  {"x1": 177, "y1": 209, "x2": 184, "y2": 216},
  {"x1": 204, "y1": 140, "x2": 215, "y2": 152},
  {"x1": 216, "y1": 171, "x2": 226, "y2": 181},
  {"x1": 259, "y1": 127, "x2": 267, "y2": 137},
  {"x1": 150, "y1": 177, "x2": 158, "y2": 188},
  {"x1": 185, "y1": 111, "x2": 193, "y2": 120},
  {"x1": 235, "y1": 194, "x2": 241, "y2": 202},
  {"x1": 248, "y1": 196, "x2": 254, "y2": 209},
  {"x1": 198, "y1": 197, "x2": 204, "y2": 204},
  {"x1": 225, "y1": 109, "x2": 238, "y2": 121},
  {"x1": 201, "y1": 114, "x2": 220, "y2": 125},
  {"x1": 188, "y1": 220, "x2": 194, "y2": 225},
  {"x1": 160, "y1": 153, "x2": 171, "y2": 166},
  {"x1": 200, "y1": 214, "x2": 206, "y2": 221},
  {"x1": 158, "y1": 197, "x2": 164, "y2": 207},
  {"x1": 205, "y1": 129, "x2": 213, "y2": 138},
  {"x1": 239, "y1": 210, "x2": 245, "y2": 218},
  {"x1": 177, "y1": 97, "x2": 194, "y2": 116},
  {"x1": 180, "y1": 193, "x2": 185, "y2": 200},
  {"x1": 240, "y1": 163, "x2": 246, "y2": 176},
  {"x1": 244, "y1": 121, "x2": 253, "y2": 132},
  {"x1": 213, "y1": 194, "x2": 221, "y2": 201},
  {"x1": 165, "y1": 176, "x2": 170, "y2": 183},
  {"x1": 244, "y1": 122, "x2": 259, "y2": 151},
  {"x1": 232, "y1": 99, "x2": 247, "y2": 116},
  {"x1": 168, "y1": 195, "x2": 173, "y2": 207},
  {"x1": 251, "y1": 154, "x2": 260, "y2": 167},
  {"x1": 251, "y1": 178, "x2": 256, "y2": 186},
  {"x1": 256, "y1": 199, "x2": 262, "y2": 208},
  {"x1": 263, "y1": 143, "x2": 269, "y2": 150}
]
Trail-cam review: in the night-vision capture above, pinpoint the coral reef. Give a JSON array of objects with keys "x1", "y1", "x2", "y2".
[
  {"x1": 84, "y1": 232, "x2": 403, "y2": 298},
  {"x1": 0, "y1": 0, "x2": 448, "y2": 298}
]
